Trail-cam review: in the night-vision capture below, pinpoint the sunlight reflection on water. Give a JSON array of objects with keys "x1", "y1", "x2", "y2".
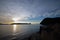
[
  {"x1": 0, "y1": 24, "x2": 40, "y2": 38},
  {"x1": 13, "y1": 25, "x2": 17, "y2": 32},
  {"x1": 13, "y1": 25, "x2": 17, "y2": 35}
]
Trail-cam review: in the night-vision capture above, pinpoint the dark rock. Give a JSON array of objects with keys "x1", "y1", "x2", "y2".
[
  {"x1": 40, "y1": 17, "x2": 60, "y2": 40},
  {"x1": 40, "y1": 17, "x2": 60, "y2": 25},
  {"x1": 27, "y1": 17, "x2": 60, "y2": 40}
]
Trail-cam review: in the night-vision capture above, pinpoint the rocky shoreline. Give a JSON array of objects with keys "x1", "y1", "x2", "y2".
[{"x1": 23, "y1": 17, "x2": 60, "y2": 40}]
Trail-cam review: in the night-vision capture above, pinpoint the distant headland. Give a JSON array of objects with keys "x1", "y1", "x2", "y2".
[
  {"x1": 0, "y1": 23, "x2": 31, "y2": 25},
  {"x1": 11, "y1": 23, "x2": 31, "y2": 25}
]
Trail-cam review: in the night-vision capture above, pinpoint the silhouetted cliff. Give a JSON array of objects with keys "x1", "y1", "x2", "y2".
[
  {"x1": 26, "y1": 17, "x2": 60, "y2": 40},
  {"x1": 40, "y1": 17, "x2": 60, "y2": 25}
]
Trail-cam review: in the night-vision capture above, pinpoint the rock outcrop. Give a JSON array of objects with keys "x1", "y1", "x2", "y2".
[
  {"x1": 28, "y1": 17, "x2": 60, "y2": 40},
  {"x1": 40, "y1": 17, "x2": 60, "y2": 25}
]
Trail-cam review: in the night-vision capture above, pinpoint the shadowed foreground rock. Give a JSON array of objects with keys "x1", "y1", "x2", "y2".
[{"x1": 27, "y1": 17, "x2": 60, "y2": 40}]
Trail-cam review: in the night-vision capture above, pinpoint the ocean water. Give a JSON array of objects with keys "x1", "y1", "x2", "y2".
[{"x1": 0, "y1": 24, "x2": 40, "y2": 40}]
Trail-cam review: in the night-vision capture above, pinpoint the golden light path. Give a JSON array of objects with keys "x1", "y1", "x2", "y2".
[
  {"x1": 11, "y1": 25, "x2": 17, "y2": 36},
  {"x1": 13, "y1": 25, "x2": 17, "y2": 33}
]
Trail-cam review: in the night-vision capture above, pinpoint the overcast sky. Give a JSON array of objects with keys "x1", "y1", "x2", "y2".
[{"x1": 0, "y1": 0, "x2": 60, "y2": 24}]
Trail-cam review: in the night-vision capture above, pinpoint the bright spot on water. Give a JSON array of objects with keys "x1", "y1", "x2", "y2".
[{"x1": 13, "y1": 25, "x2": 17, "y2": 33}]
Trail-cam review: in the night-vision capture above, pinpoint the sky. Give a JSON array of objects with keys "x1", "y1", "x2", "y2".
[{"x1": 0, "y1": 0, "x2": 60, "y2": 24}]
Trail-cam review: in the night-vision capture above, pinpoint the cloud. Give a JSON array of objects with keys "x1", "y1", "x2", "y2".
[
  {"x1": 0, "y1": 16, "x2": 13, "y2": 23},
  {"x1": 0, "y1": 0, "x2": 60, "y2": 23},
  {"x1": 42, "y1": 8, "x2": 60, "y2": 18}
]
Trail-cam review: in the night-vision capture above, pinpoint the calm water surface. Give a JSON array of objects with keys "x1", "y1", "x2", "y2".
[{"x1": 0, "y1": 24, "x2": 40, "y2": 40}]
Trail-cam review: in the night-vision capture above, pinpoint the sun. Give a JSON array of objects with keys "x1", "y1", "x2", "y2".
[
  {"x1": 12, "y1": 18, "x2": 17, "y2": 21},
  {"x1": 12, "y1": 18, "x2": 19, "y2": 22}
]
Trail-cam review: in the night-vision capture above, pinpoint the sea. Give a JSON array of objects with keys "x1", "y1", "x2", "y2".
[{"x1": 0, "y1": 24, "x2": 40, "y2": 40}]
